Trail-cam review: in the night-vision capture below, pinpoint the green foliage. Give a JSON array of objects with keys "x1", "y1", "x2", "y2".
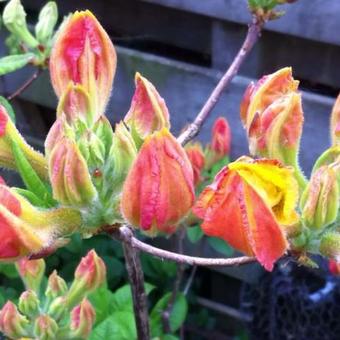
[
  {"x1": 207, "y1": 237, "x2": 234, "y2": 256},
  {"x1": 248, "y1": 0, "x2": 279, "y2": 10},
  {"x1": 0, "y1": 53, "x2": 34, "y2": 75},
  {"x1": 187, "y1": 225, "x2": 204, "y2": 243},
  {"x1": 0, "y1": 96, "x2": 15, "y2": 122}
]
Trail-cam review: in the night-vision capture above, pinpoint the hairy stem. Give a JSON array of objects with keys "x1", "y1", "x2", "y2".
[
  {"x1": 178, "y1": 17, "x2": 263, "y2": 146},
  {"x1": 115, "y1": 226, "x2": 255, "y2": 267},
  {"x1": 7, "y1": 68, "x2": 42, "y2": 101},
  {"x1": 122, "y1": 230, "x2": 150, "y2": 340}
]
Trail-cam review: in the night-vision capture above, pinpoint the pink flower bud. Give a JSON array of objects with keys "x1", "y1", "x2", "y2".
[
  {"x1": 18, "y1": 290, "x2": 40, "y2": 318},
  {"x1": 16, "y1": 257, "x2": 45, "y2": 292},
  {"x1": 125, "y1": 72, "x2": 170, "y2": 143},
  {"x1": 185, "y1": 142, "x2": 205, "y2": 185},
  {"x1": 329, "y1": 259, "x2": 340, "y2": 275},
  {"x1": 70, "y1": 298, "x2": 95, "y2": 338},
  {"x1": 0, "y1": 301, "x2": 29, "y2": 339},
  {"x1": 45, "y1": 270, "x2": 68, "y2": 300},
  {"x1": 48, "y1": 137, "x2": 96, "y2": 206},
  {"x1": 50, "y1": 10, "x2": 116, "y2": 116},
  {"x1": 121, "y1": 128, "x2": 194, "y2": 235},
  {"x1": 34, "y1": 314, "x2": 59, "y2": 340},
  {"x1": 330, "y1": 94, "x2": 340, "y2": 145},
  {"x1": 66, "y1": 250, "x2": 106, "y2": 308}
]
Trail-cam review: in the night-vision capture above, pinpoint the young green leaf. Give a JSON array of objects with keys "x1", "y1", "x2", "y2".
[
  {"x1": 11, "y1": 140, "x2": 56, "y2": 207},
  {"x1": 187, "y1": 225, "x2": 204, "y2": 244},
  {"x1": 13, "y1": 187, "x2": 47, "y2": 207},
  {"x1": 0, "y1": 53, "x2": 34, "y2": 76},
  {"x1": 207, "y1": 237, "x2": 234, "y2": 256}
]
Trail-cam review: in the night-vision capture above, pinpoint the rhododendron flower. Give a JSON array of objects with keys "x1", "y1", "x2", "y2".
[
  {"x1": 125, "y1": 72, "x2": 170, "y2": 144},
  {"x1": 0, "y1": 183, "x2": 81, "y2": 262},
  {"x1": 240, "y1": 68, "x2": 304, "y2": 186},
  {"x1": 330, "y1": 94, "x2": 340, "y2": 146},
  {"x1": 50, "y1": 10, "x2": 116, "y2": 116},
  {"x1": 121, "y1": 128, "x2": 194, "y2": 235},
  {"x1": 185, "y1": 142, "x2": 205, "y2": 185},
  {"x1": 193, "y1": 157, "x2": 299, "y2": 270}
]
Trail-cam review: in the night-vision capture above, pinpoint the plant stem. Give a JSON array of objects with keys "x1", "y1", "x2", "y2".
[
  {"x1": 7, "y1": 68, "x2": 42, "y2": 101},
  {"x1": 115, "y1": 226, "x2": 255, "y2": 267},
  {"x1": 122, "y1": 230, "x2": 150, "y2": 340},
  {"x1": 178, "y1": 17, "x2": 263, "y2": 146},
  {"x1": 162, "y1": 228, "x2": 186, "y2": 333}
]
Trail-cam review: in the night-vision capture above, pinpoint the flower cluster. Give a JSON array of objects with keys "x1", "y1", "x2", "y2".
[{"x1": 0, "y1": 250, "x2": 105, "y2": 339}]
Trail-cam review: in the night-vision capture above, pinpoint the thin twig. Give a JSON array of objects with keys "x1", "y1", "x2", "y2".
[
  {"x1": 183, "y1": 265, "x2": 197, "y2": 296},
  {"x1": 177, "y1": 17, "x2": 263, "y2": 146},
  {"x1": 162, "y1": 228, "x2": 186, "y2": 333},
  {"x1": 122, "y1": 230, "x2": 150, "y2": 340},
  {"x1": 114, "y1": 226, "x2": 256, "y2": 267},
  {"x1": 7, "y1": 68, "x2": 42, "y2": 101}
]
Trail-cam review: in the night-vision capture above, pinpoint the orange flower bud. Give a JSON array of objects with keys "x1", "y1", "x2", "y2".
[
  {"x1": 121, "y1": 128, "x2": 194, "y2": 235},
  {"x1": 70, "y1": 298, "x2": 96, "y2": 339},
  {"x1": 16, "y1": 257, "x2": 45, "y2": 292},
  {"x1": 66, "y1": 250, "x2": 106, "y2": 308},
  {"x1": 193, "y1": 158, "x2": 299, "y2": 271},
  {"x1": 185, "y1": 142, "x2": 205, "y2": 185},
  {"x1": 125, "y1": 72, "x2": 170, "y2": 143},
  {"x1": 0, "y1": 105, "x2": 47, "y2": 180},
  {"x1": 50, "y1": 10, "x2": 116, "y2": 115},
  {"x1": 329, "y1": 259, "x2": 340, "y2": 275},
  {"x1": 48, "y1": 137, "x2": 96, "y2": 206},
  {"x1": 300, "y1": 165, "x2": 339, "y2": 230},
  {"x1": 0, "y1": 301, "x2": 29, "y2": 339},
  {"x1": 0, "y1": 183, "x2": 81, "y2": 262},
  {"x1": 330, "y1": 93, "x2": 340, "y2": 145}
]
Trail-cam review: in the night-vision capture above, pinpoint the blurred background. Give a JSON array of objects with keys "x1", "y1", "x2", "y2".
[{"x1": 1, "y1": 1, "x2": 340, "y2": 339}]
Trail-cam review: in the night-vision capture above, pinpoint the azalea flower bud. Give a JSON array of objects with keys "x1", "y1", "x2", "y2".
[
  {"x1": 0, "y1": 183, "x2": 81, "y2": 262},
  {"x1": 185, "y1": 142, "x2": 205, "y2": 185},
  {"x1": 35, "y1": 1, "x2": 58, "y2": 44},
  {"x1": 320, "y1": 232, "x2": 340, "y2": 261},
  {"x1": 125, "y1": 72, "x2": 170, "y2": 145},
  {"x1": 18, "y1": 290, "x2": 40, "y2": 318},
  {"x1": 16, "y1": 257, "x2": 45, "y2": 293},
  {"x1": 330, "y1": 94, "x2": 340, "y2": 146},
  {"x1": 34, "y1": 315, "x2": 59, "y2": 340},
  {"x1": 47, "y1": 296, "x2": 67, "y2": 320},
  {"x1": 70, "y1": 298, "x2": 96, "y2": 339},
  {"x1": 45, "y1": 270, "x2": 68, "y2": 300},
  {"x1": 121, "y1": 128, "x2": 194, "y2": 235},
  {"x1": 0, "y1": 301, "x2": 30, "y2": 339},
  {"x1": 0, "y1": 105, "x2": 48, "y2": 180},
  {"x1": 48, "y1": 137, "x2": 96, "y2": 206},
  {"x1": 328, "y1": 259, "x2": 340, "y2": 275},
  {"x1": 193, "y1": 157, "x2": 299, "y2": 271},
  {"x1": 66, "y1": 250, "x2": 106, "y2": 308},
  {"x1": 240, "y1": 68, "x2": 305, "y2": 188},
  {"x1": 50, "y1": 10, "x2": 116, "y2": 116},
  {"x1": 3, "y1": 0, "x2": 39, "y2": 48},
  {"x1": 300, "y1": 166, "x2": 339, "y2": 230}
]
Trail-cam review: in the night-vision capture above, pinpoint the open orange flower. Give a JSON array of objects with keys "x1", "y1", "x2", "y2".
[
  {"x1": 121, "y1": 128, "x2": 194, "y2": 235},
  {"x1": 193, "y1": 157, "x2": 299, "y2": 270}
]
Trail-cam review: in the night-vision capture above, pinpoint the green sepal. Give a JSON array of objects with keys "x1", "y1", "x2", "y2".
[
  {"x1": 0, "y1": 96, "x2": 15, "y2": 123},
  {"x1": 11, "y1": 139, "x2": 56, "y2": 207},
  {"x1": 0, "y1": 53, "x2": 35, "y2": 76}
]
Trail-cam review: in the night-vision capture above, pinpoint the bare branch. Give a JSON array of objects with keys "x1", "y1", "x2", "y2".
[
  {"x1": 178, "y1": 17, "x2": 263, "y2": 146},
  {"x1": 113, "y1": 226, "x2": 256, "y2": 267},
  {"x1": 7, "y1": 68, "x2": 42, "y2": 101}
]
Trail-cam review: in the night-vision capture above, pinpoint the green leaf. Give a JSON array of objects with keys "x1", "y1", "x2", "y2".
[
  {"x1": 161, "y1": 335, "x2": 179, "y2": 340},
  {"x1": 186, "y1": 225, "x2": 203, "y2": 243},
  {"x1": 0, "y1": 263, "x2": 18, "y2": 279},
  {"x1": 141, "y1": 254, "x2": 177, "y2": 282},
  {"x1": 0, "y1": 53, "x2": 34, "y2": 76},
  {"x1": 90, "y1": 311, "x2": 137, "y2": 340},
  {"x1": 150, "y1": 292, "x2": 188, "y2": 336},
  {"x1": 11, "y1": 140, "x2": 56, "y2": 207},
  {"x1": 13, "y1": 187, "x2": 46, "y2": 207},
  {"x1": 0, "y1": 96, "x2": 15, "y2": 123},
  {"x1": 207, "y1": 237, "x2": 234, "y2": 256},
  {"x1": 89, "y1": 285, "x2": 115, "y2": 325}
]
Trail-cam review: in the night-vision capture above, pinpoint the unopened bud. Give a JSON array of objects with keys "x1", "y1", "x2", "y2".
[
  {"x1": 35, "y1": 1, "x2": 58, "y2": 44},
  {"x1": 16, "y1": 257, "x2": 45, "y2": 293},
  {"x1": 0, "y1": 301, "x2": 30, "y2": 339},
  {"x1": 70, "y1": 298, "x2": 95, "y2": 339},
  {"x1": 47, "y1": 296, "x2": 67, "y2": 320},
  {"x1": 320, "y1": 232, "x2": 340, "y2": 261},
  {"x1": 45, "y1": 270, "x2": 68, "y2": 300},
  {"x1": 3, "y1": 0, "x2": 39, "y2": 48},
  {"x1": 66, "y1": 250, "x2": 106, "y2": 308},
  {"x1": 18, "y1": 290, "x2": 40, "y2": 318},
  {"x1": 34, "y1": 314, "x2": 59, "y2": 340}
]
